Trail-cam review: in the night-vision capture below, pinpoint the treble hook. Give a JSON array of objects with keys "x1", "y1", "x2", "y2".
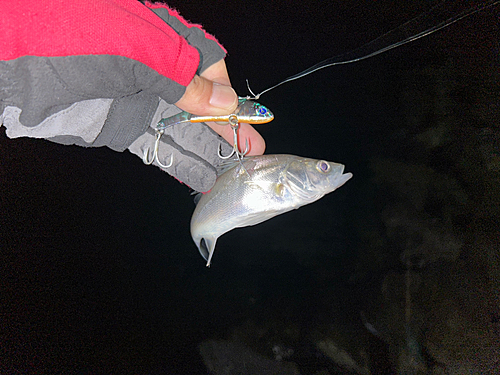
[
  {"x1": 218, "y1": 115, "x2": 249, "y2": 174},
  {"x1": 142, "y1": 129, "x2": 173, "y2": 168}
]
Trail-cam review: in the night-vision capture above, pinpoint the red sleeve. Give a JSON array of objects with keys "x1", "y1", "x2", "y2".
[{"x1": 0, "y1": 0, "x2": 217, "y2": 86}]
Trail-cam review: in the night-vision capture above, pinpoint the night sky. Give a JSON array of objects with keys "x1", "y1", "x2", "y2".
[{"x1": 1, "y1": 1, "x2": 499, "y2": 373}]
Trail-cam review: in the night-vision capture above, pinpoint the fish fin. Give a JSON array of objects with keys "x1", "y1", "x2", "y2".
[
  {"x1": 216, "y1": 159, "x2": 241, "y2": 176},
  {"x1": 199, "y1": 237, "x2": 218, "y2": 267},
  {"x1": 216, "y1": 157, "x2": 258, "y2": 176},
  {"x1": 192, "y1": 192, "x2": 203, "y2": 206}
]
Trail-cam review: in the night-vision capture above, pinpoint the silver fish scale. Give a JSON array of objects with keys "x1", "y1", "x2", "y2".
[{"x1": 190, "y1": 154, "x2": 353, "y2": 267}]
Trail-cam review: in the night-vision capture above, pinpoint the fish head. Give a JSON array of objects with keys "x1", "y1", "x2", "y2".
[
  {"x1": 235, "y1": 98, "x2": 274, "y2": 124},
  {"x1": 283, "y1": 157, "x2": 353, "y2": 203}
]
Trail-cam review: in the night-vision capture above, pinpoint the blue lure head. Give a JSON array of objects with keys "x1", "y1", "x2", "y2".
[{"x1": 235, "y1": 98, "x2": 274, "y2": 124}]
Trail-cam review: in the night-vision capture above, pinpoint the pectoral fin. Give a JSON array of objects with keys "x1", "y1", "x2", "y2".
[{"x1": 198, "y1": 236, "x2": 218, "y2": 267}]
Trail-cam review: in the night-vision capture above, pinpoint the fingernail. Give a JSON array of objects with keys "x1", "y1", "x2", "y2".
[{"x1": 209, "y1": 83, "x2": 237, "y2": 110}]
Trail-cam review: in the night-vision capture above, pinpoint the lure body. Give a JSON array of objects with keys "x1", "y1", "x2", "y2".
[{"x1": 157, "y1": 98, "x2": 274, "y2": 130}]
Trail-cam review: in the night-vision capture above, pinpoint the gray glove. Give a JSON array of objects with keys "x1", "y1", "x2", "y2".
[{"x1": 1, "y1": 90, "x2": 233, "y2": 192}]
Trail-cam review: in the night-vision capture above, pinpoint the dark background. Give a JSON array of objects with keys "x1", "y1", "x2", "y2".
[{"x1": 1, "y1": 1, "x2": 499, "y2": 373}]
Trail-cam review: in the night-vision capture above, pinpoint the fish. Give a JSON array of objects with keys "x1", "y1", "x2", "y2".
[{"x1": 190, "y1": 154, "x2": 353, "y2": 266}]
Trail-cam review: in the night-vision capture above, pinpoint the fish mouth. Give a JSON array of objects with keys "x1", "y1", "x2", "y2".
[
  {"x1": 322, "y1": 164, "x2": 352, "y2": 193},
  {"x1": 334, "y1": 171, "x2": 353, "y2": 189}
]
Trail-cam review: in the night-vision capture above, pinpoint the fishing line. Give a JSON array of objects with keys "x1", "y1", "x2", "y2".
[{"x1": 247, "y1": 0, "x2": 499, "y2": 99}]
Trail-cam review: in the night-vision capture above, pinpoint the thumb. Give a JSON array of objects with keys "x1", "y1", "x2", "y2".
[{"x1": 174, "y1": 74, "x2": 238, "y2": 116}]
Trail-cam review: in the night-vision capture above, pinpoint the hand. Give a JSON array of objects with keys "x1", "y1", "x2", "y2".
[{"x1": 175, "y1": 60, "x2": 266, "y2": 156}]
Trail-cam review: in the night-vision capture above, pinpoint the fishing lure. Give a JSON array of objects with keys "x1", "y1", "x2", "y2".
[
  {"x1": 143, "y1": 98, "x2": 274, "y2": 169},
  {"x1": 245, "y1": 0, "x2": 500, "y2": 99}
]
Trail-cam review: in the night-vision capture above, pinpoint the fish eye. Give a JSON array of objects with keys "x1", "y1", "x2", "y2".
[
  {"x1": 258, "y1": 106, "x2": 268, "y2": 115},
  {"x1": 316, "y1": 160, "x2": 330, "y2": 173}
]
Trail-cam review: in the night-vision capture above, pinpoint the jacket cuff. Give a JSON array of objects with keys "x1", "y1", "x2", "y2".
[{"x1": 146, "y1": 3, "x2": 227, "y2": 75}]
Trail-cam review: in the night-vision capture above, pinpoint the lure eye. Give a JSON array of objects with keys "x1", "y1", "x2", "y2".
[
  {"x1": 258, "y1": 107, "x2": 267, "y2": 115},
  {"x1": 316, "y1": 160, "x2": 330, "y2": 173}
]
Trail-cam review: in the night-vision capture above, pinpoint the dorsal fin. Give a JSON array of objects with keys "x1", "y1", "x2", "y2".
[
  {"x1": 192, "y1": 191, "x2": 203, "y2": 206},
  {"x1": 216, "y1": 159, "x2": 241, "y2": 176}
]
